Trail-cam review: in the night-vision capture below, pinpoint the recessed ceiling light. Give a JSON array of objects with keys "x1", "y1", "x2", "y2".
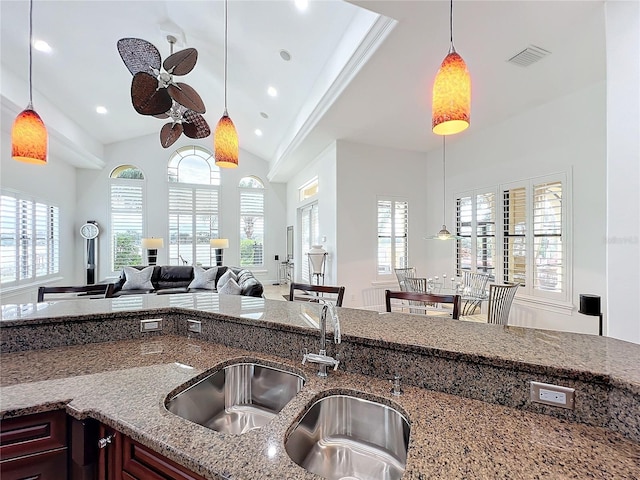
[
  {"x1": 295, "y1": 0, "x2": 308, "y2": 11},
  {"x1": 254, "y1": 129, "x2": 263, "y2": 137},
  {"x1": 267, "y1": 86, "x2": 278, "y2": 97},
  {"x1": 279, "y1": 50, "x2": 292, "y2": 61},
  {"x1": 260, "y1": 112, "x2": 269, "y2": 119},
  {"x1": 96, "y1": 106, "x2": 108, "y2": 114},
  {"x1": 33, "y1": 39, "x2": 51, "y2": 53}
]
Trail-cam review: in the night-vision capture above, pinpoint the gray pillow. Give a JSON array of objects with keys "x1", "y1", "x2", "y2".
[
  {"x1": 188, "y1": 266, "x2": 218, "y2": 290},
  {"x1": 217, "y1": 269, "x2": 238, "y2": 290},
  {"x1": 218, "y1": 277, "x2": 241, "y2": 295},
  {"x1": 122, "y1": 266, "x2": 154, "y2": 290}
]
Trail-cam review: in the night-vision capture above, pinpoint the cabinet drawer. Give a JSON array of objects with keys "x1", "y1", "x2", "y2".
[
  {"x1": 0, "y1": 410, "x2": 67, "y2": 461},
  {"x1": 0, "y1": 447, "x2": 67, "y2": 480},
  {"x1": 122, "y1": 435, "x2": 206, "y2": 480}
]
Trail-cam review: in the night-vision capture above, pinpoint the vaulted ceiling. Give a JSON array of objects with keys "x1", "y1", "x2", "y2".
[{"x1": 1, "y1": 1, "x2": 606, "y2": 181}]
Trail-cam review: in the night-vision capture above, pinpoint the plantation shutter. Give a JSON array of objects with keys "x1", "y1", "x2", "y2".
[
  {"x1": 456, "y1": 195, "x2": 472, "y2": 275},
  {"x1": 111, "y1": 181, "x2": 144, "y2": 271},
  {"x1": 475, "y1": 192, "x2": 496, "y2": 280},
  {"x1": 533, "y1": 181, "x2": 563, "y2": 293},
  {"x1": 240, "y1": 190, "x2": 264, "y2": 267},
  {"x1": 503, "y1": 186, "x2": 527, "y2": 285},
  {"x1": 377, "y1": 199, "x2": 408, "y2": 276}
]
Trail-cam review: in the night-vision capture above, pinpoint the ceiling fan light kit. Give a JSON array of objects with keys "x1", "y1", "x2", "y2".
[
  {"x1": 432, "y1": 0, "x2": 471, "y2": 136},
  {"x1": 12, "y1": 0, "x2": 48, "y2": 165}
]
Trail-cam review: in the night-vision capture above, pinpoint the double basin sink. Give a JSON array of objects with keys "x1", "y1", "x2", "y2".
[{"x1": 165, "y1": 362, "x2": 411, "y2": 480}]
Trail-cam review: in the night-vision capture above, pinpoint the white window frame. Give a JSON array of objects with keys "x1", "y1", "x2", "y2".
[
  {"x1": 0, "y1": 190, "x2": 60, "y2": 287},
  {"x1": 454, "y1": 172, "x2": 571, "y2": 308},
  {"x1": 239, "y1": 176, "x2": 265, "y2": 268},
  {"x1": 167, "y1": 146, "x2": 220, "y2": 267},
  {"x1": 109, "y1": 172, "x2": 145, "y2": 273},
  {"x1": 377, "y1": 197, "x2": 409, "y2": 279}
]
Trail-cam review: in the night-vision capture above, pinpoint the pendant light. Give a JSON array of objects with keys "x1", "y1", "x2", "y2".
[
  {"x1": 12, "y1": 0, "x2": 48, "y2": 164},
  {"x1": 214, "y1": 0, "x2": 239, "y2": 168},
  {"x1": 426, "y1": 137, "x2": 461, "y2": 240},
  {"x1": 432, "y1": 0, "x2": 470, "y2": 136}
]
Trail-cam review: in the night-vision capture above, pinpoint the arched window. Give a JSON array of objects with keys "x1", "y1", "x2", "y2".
[
  {"x1": 239, "y1": 176, "x2": 265, "y2": 267},
  {"x1": 109, "y1": 165, "x2": 145, "y2": 271},
  {"x1": 167, "y1": 146, "x2": 220, "y2": 266}
]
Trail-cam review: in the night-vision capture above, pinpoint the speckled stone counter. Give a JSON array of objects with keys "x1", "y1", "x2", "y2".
[
  {"x1": 1, "y1": 336, "x2": 639, "y2": 479},
  {"x1": 1, "y1": 293, "x2": 639, "y2": 444}
]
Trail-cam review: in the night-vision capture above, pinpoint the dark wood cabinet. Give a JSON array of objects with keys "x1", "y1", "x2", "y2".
[
  {"x1": 98, "y1": 424, "x2": 206, "y2": 480},
  {"x1": 0, "y1": 410, "x2": 68, "y2": 480}
]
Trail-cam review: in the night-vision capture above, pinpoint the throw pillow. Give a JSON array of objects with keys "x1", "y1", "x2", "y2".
[
  {"x1": 216, "y1": 269, "x2": 238, "y2": 290},
  {"x1": 218, "y1": 278, "x2": 241, "y2": 295},
  {"x1": 122, "y1": 266, "x2": 154, "y2": 290},
  {"x1": 188, "y1": 266, "x2": 218, "y2": 290}
]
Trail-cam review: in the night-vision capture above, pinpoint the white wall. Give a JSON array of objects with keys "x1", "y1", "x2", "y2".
[
  {"x1": 425, "y1": 82, "x2": 607, "y2": 335},
  {"x1": 335, "y1": 141, "x2": 429, "y2": 308},
  {"x1": 75, "y1": 134, "x2": 286, "y2": 285},
  {"x1": 1, "y1": 129, "x2": 79, "y2": 304},
  {"x1": 605, "y1": 0, "x2": 640, "y2": 344},
  {"x1": 285, "y1": 143, "x2": 338, "y2": 284}
]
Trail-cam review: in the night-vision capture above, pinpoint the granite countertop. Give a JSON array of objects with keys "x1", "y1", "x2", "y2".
[
  {"x1": 2, "y1": 293, "x2": 639, "y2": 395},
  {"x1": 1, "y1": 335, "x2": 639, "y2": 479}
]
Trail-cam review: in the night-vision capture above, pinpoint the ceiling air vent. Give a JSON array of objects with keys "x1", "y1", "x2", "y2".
[{"x1": 507, "y1": 45, "x2": 551, "y2": 67}]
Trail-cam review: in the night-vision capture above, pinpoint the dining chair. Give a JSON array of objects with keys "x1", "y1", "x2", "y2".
[
  {"x1": 463, "y1": 283, "x2": 519, "y2": 325},
  {"x1": 385, "y1": 290, "x2": 461, "y2": 319},
  {"x1": 394, "y1": 267, "x2": 416, "y2": 292},
  {"x1": 289, "y1": 282, "x2": 346, "y2": 307},
  {"x1": 37, "y1": 283, "x2": 115, "y2": 302},
  {"x1": 461, "y1": 271, "x2": 490, "y2": 315}
]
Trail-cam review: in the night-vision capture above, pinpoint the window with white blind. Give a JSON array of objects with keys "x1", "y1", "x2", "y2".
[
  {"x1": 456, "y1": 191, "x2": 496, "y2": 279},
  {"x1": 456, "y1": 174, "x2": 568, "y2": 303},
  {"x1": 167, "y1": 146, "x2": 220, "y2": 266},
  {"x1": 239, "y1": 176, "x2": 264, "y2": 267},
  {"x1": 1, "y1": 192, "x2": 59, "y2": 286},
  {"x1": 110, "y1": 166, "x2": 144, "y2": 271},
  {"x1": 300, "y1": 202, "x2": 319, "y2": 282},
  {"x1": 377, "y1": 198, "x2": 408, "y2": 277}
]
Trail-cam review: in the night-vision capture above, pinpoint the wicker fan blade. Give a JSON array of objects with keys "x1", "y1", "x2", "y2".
[
  {"x1": 163, "y1": 48, "x2": 198, "y2": 76},
  {"x1": 183, "y1": 111, "x2": 211, "y2": 139},
  {"x1": 160, "y1": 122, "x2": 183, "y2": 148},
  {"x1": 131, "y1": 72, "x2": 172, "y2": 115},
  {"x1": 117, "y1": 38, "x2": 161, "y2": 75},
  {"x1": 168, "y1": 83, "x2": 206, "y2": 114}
]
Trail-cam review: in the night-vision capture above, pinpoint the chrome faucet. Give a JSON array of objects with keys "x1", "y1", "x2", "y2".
[{"x1": 302, "y1": 298, "x2": 341, "y2": 377}]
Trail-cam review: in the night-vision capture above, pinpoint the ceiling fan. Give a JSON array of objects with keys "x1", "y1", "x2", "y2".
[{"x1": 117, "y1": 36, "x2": 210, "y2": 148}]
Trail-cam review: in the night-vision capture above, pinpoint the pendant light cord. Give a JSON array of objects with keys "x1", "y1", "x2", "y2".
[
  {"x1": 223, "y1": 0, "x2": 228, "y2": 114},
  {"x1": 448, "y1": 0, "x2": 455, "y2": 54},
  {"x1": 28, "y1": 0, "x2": 34, "y2": 107},
  {"x1": 442, "y1": 136, "x2": 446, "y2": 224}
]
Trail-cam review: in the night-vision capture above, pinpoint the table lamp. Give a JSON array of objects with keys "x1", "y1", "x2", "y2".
[
  {"x1": 210, "y1": 238, "x2": 229, "y2": 266},
  {"x1": 141, "y1": 237, "x2": 164, "y2": 266}
]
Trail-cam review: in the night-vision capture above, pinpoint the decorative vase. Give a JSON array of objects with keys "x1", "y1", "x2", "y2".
[{"x1": 308, "y1": 245, "x2": 327, "y2": 275}]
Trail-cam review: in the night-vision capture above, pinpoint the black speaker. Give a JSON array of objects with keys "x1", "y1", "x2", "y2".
[
  {"x1": 275, "y1": 255, "x2": 279, "y2": 261},
  {"x1": 579, "y1": 294, "x2": 601, "y2": 316}
]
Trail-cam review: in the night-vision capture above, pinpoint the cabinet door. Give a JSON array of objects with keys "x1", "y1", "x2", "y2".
[
  {"x1": 0, "y1": 448, "x2": 67, "y2": 480},
  {"x1": 122, "y1": 435, "x2": 206, "y2": 480},
  {"x1": 0, "y1": 410, "x2": 67, "y2": 461}
]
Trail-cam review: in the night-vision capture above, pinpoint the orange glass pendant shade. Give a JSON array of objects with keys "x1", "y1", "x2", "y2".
[
  {"x1": 214, "y1": 113, "x2": 238, "y2": 168},
  {"x1": 12, "y1": 107, "x2": 48, "y2": 164},
  {"x1": 432, "y1": 51, "x2": 471, "y2": 136}
]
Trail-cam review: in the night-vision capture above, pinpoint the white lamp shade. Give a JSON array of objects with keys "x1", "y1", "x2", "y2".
[
  {"x1": 210, "y1": 238, "x2": 229, "y2": 249},
  {"x1": 141, "y1": 238, "x2": 164, "y2": 249}
]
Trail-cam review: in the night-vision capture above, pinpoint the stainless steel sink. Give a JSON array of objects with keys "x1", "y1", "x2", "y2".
[
  {"x1": 285, "y1": 394, "x2": 410, "y2": 480},
  {"x1": 166, "y1": 362, "x2": 305, "y2": 435}
]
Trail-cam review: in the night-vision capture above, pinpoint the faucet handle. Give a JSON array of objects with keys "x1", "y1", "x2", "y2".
[{"x1": 389, "y1": 374, "x2": 402, "y2": 396}]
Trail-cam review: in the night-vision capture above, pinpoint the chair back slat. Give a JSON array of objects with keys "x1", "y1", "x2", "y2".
[
  {"x1": 394, "y1": 267, "x2": 416, "y2": 291},
  {"x1": 487, "y1": 284, "x2": 519, "y2": 325},
  {"x1": 289, "y1": 282, "x2": 345, "y2": 307},
  {"x1": 385, "y1": 290, "x2": 461, "y2": 319}
]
